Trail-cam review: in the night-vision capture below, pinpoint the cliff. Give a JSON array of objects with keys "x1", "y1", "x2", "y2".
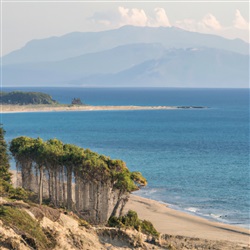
[{"x1": 0, "y1": 198, "x2": 161, "y2": 250}]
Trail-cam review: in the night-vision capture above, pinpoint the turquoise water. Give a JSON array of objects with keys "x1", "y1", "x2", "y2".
[{"x1": 1, "y1": 88, "x2": 249, "y2": 228}]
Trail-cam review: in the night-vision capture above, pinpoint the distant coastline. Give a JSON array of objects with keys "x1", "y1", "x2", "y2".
[{"x1": 0, "y1": 104, "x2": 207, "y2": 113}]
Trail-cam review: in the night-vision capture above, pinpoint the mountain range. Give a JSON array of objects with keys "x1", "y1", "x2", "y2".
[{"x1": 2, "y1": 26, "x2": 249, "y2": 88}]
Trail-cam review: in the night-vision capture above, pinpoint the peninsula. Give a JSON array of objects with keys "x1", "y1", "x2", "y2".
[{"x1": 0, "y1": 91, "x2": 207, "y2": 113}]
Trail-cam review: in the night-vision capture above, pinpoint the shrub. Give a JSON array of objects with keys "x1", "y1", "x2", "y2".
[
  {"x1": 141, "y1": 220, "x2": 160, "y2": 237},
  {"x1": 8, "y1": 187, "x2": 30, "y2": 201},
  {"x1": 108, "y1": 210, "x2": 159, "y2": 238}
]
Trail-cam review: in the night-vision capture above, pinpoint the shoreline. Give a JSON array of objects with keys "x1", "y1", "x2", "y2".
[
  {"x1": 124, "y1": 194, "x2": 250, "y2": 247},
  {"x1": 0, "y1": 104, "x2": 206, "y2": 113},
  {"x1": 10, "y1": 171, "x2": 250, "y2": 247}
]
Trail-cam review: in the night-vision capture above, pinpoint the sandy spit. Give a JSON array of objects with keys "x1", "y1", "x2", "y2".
[
  {"x1": 124, "y1": 194, "x2": 250, "y2": 247},
  {"x1": 0, "y1": 104, "x2": 178, "y2": 113}
]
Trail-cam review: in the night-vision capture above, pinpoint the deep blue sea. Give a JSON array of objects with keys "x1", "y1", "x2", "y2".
[{"x1": 1, "y1": 87, "x2": 249, "y2": 228}]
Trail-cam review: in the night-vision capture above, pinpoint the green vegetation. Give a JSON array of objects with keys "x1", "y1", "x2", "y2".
[
  {"x1": 9, "y1": 136, "x2": 147, "y2": 208},
  {"x1": 71, "y1": 97, "x2": 83, "y2": 105},
  {"x1": 108, "y1": 210, "x2": 160, "y2": 238},
  {"x1": 0, "y1": 126, "x2": 12, "y2": 196},
  {"x1": 0, "y1": 91, "x2": 58, "y2": 105},
  {"x1": 0, "y1": 205, "x2": 55, "y2": 249},
  {"x1": 0, "y1": 126, "x2": 33, "y2": 200}
]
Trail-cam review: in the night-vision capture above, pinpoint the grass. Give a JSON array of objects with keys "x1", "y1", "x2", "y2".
[{"x1": 0, "y1": 205, "x2": 55, "y2": 249}]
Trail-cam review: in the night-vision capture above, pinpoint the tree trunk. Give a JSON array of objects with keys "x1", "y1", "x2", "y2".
[
  {"x1": 54, "y1": 167, "x2": 58, "y2": 207},
  {"x1": 67, "y1": 166, "x2": 73, "y2": 210},
  {"x1": 38, "y1": 165, "x2": 44, "y2": 205},
  {"x1": 62, "y1": 166, "x2": 66, "y2": 207},
  {"x1": 75, "y1": 174, "x2": 79, "y2": 212},
  {"x1": 48, "y1": 169, "x2": 51, "y2": 201}
]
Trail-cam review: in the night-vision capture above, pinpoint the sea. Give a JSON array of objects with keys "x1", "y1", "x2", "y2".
[{"x1": 1, "y1": 87, "x2": 249, "y2": 228}]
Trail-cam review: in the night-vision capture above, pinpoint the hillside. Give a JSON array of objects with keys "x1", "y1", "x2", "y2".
[
  {"x1": 0, "y1": 91, "x2": 58, "y2": 105},
  {"x1": 0, "y1": 198, "x2": 161, "y2": 250}
]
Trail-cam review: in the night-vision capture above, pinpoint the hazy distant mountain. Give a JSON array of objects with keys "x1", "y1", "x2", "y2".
[
  {"x1": 72, "y1": 48, "x2": 249, "y2": 88},
  {"x1": 3, "y1": 46, "x2": 248, "y2": 88},
  {"x1": 3, "y1": 26, "x2": 249, "y2": 65},
  {"x1": 2, "y1": 26, "x2": 249, "y2": 88},
  {"x1": 2, "y1": 43, "x2": 165, "y2": 86}
]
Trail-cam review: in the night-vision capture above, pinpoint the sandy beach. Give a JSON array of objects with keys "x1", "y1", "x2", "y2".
[
  {"x1": 0, "y1": 104, "x2": 179, "y2": 113},
  {"x1": 124, "y1": 194, "x2": 250, "y2": 248},
  {"x1": 10, "y1": 171, "x2": 250, "y2": 248}
]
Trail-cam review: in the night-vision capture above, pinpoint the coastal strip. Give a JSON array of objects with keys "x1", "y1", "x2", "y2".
[
  {"x1": 10, "y1": 171, "x2": 249, "y2": 248},
  {"x1": 0, "y1": 104, "x2": 207, "y2": 113},
  {"x1": 124, "y1": 194, "x2": 250, "y2": 248}
]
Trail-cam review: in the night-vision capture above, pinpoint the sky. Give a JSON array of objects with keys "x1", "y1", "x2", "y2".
[{"x1": 1, "y1": 1, "x2": 249, "y2": 56}]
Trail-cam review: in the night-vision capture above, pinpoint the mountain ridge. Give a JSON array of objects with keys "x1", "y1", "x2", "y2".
[
  {"x1": 3, "y1": 25, "x2": 249, "y2": 65},
  {"x1": 3, "y1": 46, "x2": 248, "y2": 88},
  {"x1": 2, "y1": 26, "x2": 249, "y2": 88}
]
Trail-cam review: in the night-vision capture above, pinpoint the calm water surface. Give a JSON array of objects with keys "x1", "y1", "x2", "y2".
[{"x1": 2, "y1": 88, "x2": 249, "y2": 228}]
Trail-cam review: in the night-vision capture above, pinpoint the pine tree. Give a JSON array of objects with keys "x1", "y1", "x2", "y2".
[{"x1": 0, "y1": 125, "x2": 11, "y2": 183}]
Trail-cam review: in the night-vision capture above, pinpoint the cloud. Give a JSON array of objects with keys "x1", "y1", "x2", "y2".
[
  {"x1": 118, "y1": 6, "x2": 148, "y2": 26},
  {"x1": 175, "y1": 11, "x2": 249, "y2": 42},
  {"x1": 89, "y1": 7, "x2": 249, "y2": 42},
  {"x1": 233, "y1": 9, "x2": 249, "y2": 30},
  {"x1": 89, "y1": 7, "x2": 171, "y2": 28},
  {"x1": 153, "y1": 8, "x2": 171, "y2": 27},
  {"x1": 202, "y1": 13, "x2": 221, "y2": 30},
  {"x1": 175, "y1": 13, "x2": 221, "y2": 32}
]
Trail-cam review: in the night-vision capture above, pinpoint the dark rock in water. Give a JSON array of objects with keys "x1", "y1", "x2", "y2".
[{"x1": 177, "y1": 106, "x2": 207, "y2": 109}]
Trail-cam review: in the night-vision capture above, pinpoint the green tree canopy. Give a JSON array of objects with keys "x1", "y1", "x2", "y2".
[
  {"x1": 0, "y1": 126, "x2": 11, "y2": 183},
  {"x1": 0, "y1": 91, "x2": 58, "y2": 105}
]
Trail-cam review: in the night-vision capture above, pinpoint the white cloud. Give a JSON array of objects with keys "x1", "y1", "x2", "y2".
[
  {"x1": 118, "y1": 6, "x2": 148, "y2": 26},
  {"x1": 89, "y1": 7, "x2": 249, "y2": 43},
  {"x1": 175, "y1": 13, "x2": 221, "y2": 32},
  {"x1": 233, "y1": 9, "x2": 249, "y2": 30},
  {"x1": 89, "y1": 7, "x2": 171, "y2": 28},
  {"x1": 153, "y1": 8, "x2": 171, "y2": 27},
  {"x1": 202, "y1": 13, "x2": 221, "y2": 30},
  {"x1": 175, "y1": 11, "x2": 249, "y2": 42}
]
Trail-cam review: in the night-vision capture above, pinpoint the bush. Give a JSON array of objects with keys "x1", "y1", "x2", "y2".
[
  {"x1": 8, "y1": 187, "x2": 30, "y2": 201},
  {"x1": 108, "y1": 210, "x2": 159, "y2": 238},
  {"x1": 0, "y1": 179, "x2": 12, "y2": 195},
  {"x1": 141, "y1": 220, "x2": 160, "y2": 237}
]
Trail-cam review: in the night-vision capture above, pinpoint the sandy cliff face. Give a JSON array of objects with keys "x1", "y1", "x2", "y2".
[{"x1": 0, "y1": 198, "x2": 160, "y2": 250}]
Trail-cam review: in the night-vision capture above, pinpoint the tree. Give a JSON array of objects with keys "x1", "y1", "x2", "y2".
[
  {"x1": 9, "y1": 136, "x2": 34, "y2": 191},
  {"x1": 71, "y1": 98, "x2": 83, "y2": 105},
  {"x1": 45, "y1": 139, "x2": 64, "y2": 207},
  {"x1": 0, "y1": 126, "x2": 12, "y2": 195},
  {"x1": 9, "y1": 136, "x2": 148, "y2": 224},
  {"x1": 31, "y1": 138, "x2": 46, "y2": 205},
  {"x1": 0, "y1": 126, "x2": 11, "y2": 183},
  {"x1": 63, "y1": 143, "x2": 84, "y2": 210}
]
